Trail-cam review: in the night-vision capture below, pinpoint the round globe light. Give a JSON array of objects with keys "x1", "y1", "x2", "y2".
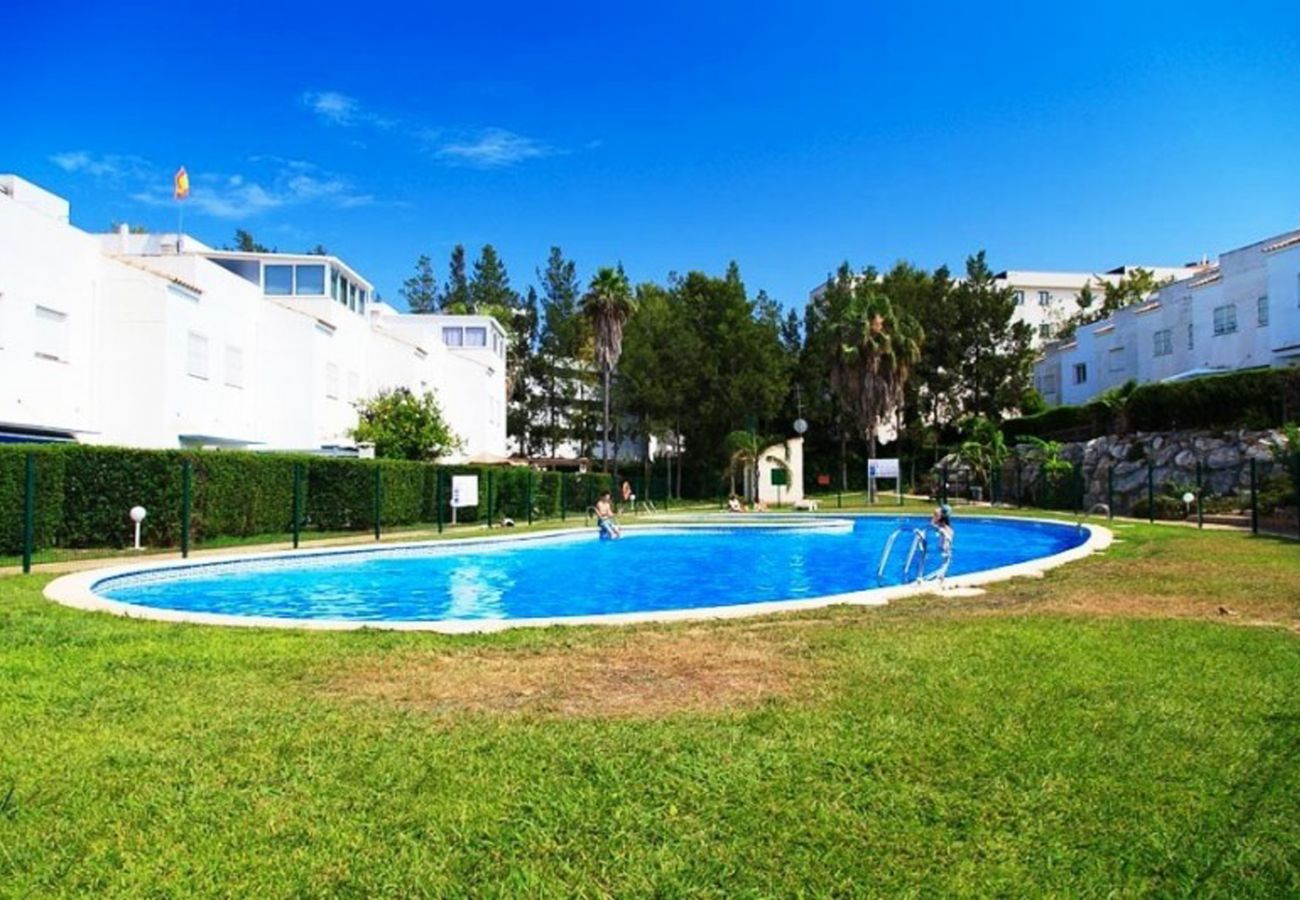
[
  {"x1": 793, "y1": 417, "x2": 808, "y2": 435},
  {"x1": 130, "y1": 506, "x2": 147, "y2": 523},
  {"x1": 1181, "y1": 492, "x2": 1194, "y2": 505}
]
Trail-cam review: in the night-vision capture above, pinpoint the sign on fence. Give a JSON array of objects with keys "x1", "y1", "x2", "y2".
[
  {"x1": 770, "y1": 469, "x2": 788, "y2": 486},
  {"x1": 868, "y1": 458, "x2": 900, "y2": 479},
  {"x1": 867, "y1": 458, "x2": 902, "y2": 506},
  {"x1": 451, "y1": 475, "x2": 478, "y2": 508}
]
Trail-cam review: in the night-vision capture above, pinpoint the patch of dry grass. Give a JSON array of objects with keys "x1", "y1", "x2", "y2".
[{"x1": 325, "y1": 627, "x2": 815, "y2": 718}]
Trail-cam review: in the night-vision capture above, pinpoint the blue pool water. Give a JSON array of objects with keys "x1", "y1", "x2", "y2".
[{"x1": 95, "y1": 516, "x2": 1088, "y2": 623}]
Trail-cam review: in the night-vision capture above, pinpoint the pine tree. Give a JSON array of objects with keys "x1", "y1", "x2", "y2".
[
  {"x1": 443, "y1": 244, "x2": 471, "y2": 312},
  {"x1": 399, "y1": 254, "x2": 439, "y2": 314},
  {"x1": 470, "y1": 245, "x2": 516, "y2": 312}
]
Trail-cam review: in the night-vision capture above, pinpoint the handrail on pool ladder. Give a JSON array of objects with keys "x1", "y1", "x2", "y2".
[{"x1": 877, "y1": 524, "x2": 952, "y2": 587}]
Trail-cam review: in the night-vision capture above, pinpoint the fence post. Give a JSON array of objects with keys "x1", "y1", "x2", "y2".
[
  {"x1": 22, "y1": 453, "x2": 35, "y2": 574},
  {"x1": 560, "y1": 472, "x2": 567, "y2": 522},
  {"x1": 292, "y1": 462, "x2": 303, "y2": 548},
  {"x1": 181, "y1": 458, "x2": 192, "y2": 559},
  {"x1": 436, "y1": 469, "x2": 444, "y2": 534},
  {"x1": 1147, "y1": 460, "x2": 1155, "y2": 524},
  {"x1": 1250, "y1": 458, "x2": 1258, "y2": 535},
  {"x1": 1195, "y1": 460, "x2": 1204, "y2": 529},
  {"x1": 526, "y1": 469, "x2": 534, "y2": 526},
  {"x1": 373, "y1": 466, "x2": 382, "y2": 541},
  {"x1": 1106, "y1": 466, "x2": 1114, "y2": 520},
  {"x1": 487, "y1": 469, "x2": 495, "y2": 528}
]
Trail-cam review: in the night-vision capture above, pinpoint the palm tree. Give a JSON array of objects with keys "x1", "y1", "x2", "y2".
[
  {"x1": 581, "y1": 266, "x2": 635, "y2": 472},
  {"x1": 823, "y1": 264, "x2": 923, "y2": 480}
]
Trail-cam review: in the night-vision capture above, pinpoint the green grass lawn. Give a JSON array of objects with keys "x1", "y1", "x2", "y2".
[{"x1": 1, "y1": 522, "x2": 1298, "y2": 896}]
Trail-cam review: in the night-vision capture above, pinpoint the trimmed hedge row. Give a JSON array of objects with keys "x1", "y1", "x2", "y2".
[
  {"x1": 0, "y1": 445, "x2": 613, "y2": 554},
  {"x1": 1005, "y1": 367, "x2": 1300, "y2": 441}
]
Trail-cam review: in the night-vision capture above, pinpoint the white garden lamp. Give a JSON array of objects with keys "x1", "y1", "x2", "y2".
[
  {"x1": 1181, "y1": 491, "x2": 1195, "y2": 517},
  {"x1": 130, "y1": 505, "x2": 147, "y2": 550}
]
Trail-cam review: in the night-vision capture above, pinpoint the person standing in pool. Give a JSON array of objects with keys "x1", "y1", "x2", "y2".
[
  {"x1": 595, "y1": 491, "x2": 621, "y2": 540},
  {"x1": 931, "y1": 502, "x2": 954, "y2": 558}
]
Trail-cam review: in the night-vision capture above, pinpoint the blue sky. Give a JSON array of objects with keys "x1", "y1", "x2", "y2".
[{"x1": 5, "y1": 1, "x2": 1299, "y2": 309}]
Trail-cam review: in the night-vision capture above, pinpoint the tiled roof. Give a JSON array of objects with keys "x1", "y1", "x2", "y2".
[{"x1": 1262, "y1": 233, "x2": 1300, "y2": 254}]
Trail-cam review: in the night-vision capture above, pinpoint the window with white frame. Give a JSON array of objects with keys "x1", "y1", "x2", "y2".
[
  {"x1": 1108, "y1": 347, "x2": 1125, "y2": 372},
  {"x1": 1038, "y1": 323, "x2": 1053, "y2": 340},
  {"x1": 264, "y1": 265, "x2": 293, "y2": 295},
  {"x1": 1153, "y1": 329, "x2": 1173, "y2": 357},
  {"x1": 1038, "y1": 290, "x2": 1051, "y2": 306},
  {"x1": 1212, "y1": 304, "x2": 1237, "y2": 336},
  {"x1": 186, "y1": 332, "x2": 209, "y2": 379},
  {"x1": 465, "y1": 326, "x2": 487, "y2": 347},
  {"x1": 1073, "y1": 363, "x2": 1087, "y2": 384},
  {"x1": 33, "y1": 305, "x2": 69, "y2": 361},
  {"x1": 1013, "y1": 290, "x2": 1024, "y2": 306},
  {"x1": 224, "y1": 345, "x2": 244, "y2": 388},
  {"x1": 325, "y1": 362, "x2": 339, "y2": 399},
  {"x1": 295, "y1": 264, "x2": 325, "y2": 295},
  {"x1": 1257, "y1": 295, "x2": 1269, "y2": 326},
  {"x1": 442, "y1": 326, "x2": 463, "y2": 347}
]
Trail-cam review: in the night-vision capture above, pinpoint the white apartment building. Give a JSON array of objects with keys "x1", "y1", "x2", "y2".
[
  {"x1": 810, "y1": 264, "x2": 1201, "y2": 348},
  {"x1": 0, "y1": 174, "x2": 508, "y2": 456},
  {"x1": 994, "y1": 265, "x2": 1202, "y2": 345},
  {"x1": 1034, "y1": 229, "x2": 1300, "y2": 406}
]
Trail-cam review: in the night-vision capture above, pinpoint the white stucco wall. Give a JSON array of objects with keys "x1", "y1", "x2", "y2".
[{"x1": 0, "y1": 174, "x2": 508, "y2": 456}]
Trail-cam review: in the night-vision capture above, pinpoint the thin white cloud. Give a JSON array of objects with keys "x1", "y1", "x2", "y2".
[
  {"x1": 435, "y1": 128, "x2": 553, "y2": 168},
  {"x1": 50, "y1": 151, "x2": 151, "y2": 180},
  {"x1": 300, "y1": 91, "x2": 396, "y2": 129},
  {"x1": 301, "y1": 89, "x2": 557, "y2": 169},
  {"x1": 301, "y1": 90, "x2": 360, "y2": 125},
  {"x1": 133, "y1": 167, "x2": 375, "y2": 219},
  {"x1": 47, "y1": 151, "x2": 378, "y2": 220}
]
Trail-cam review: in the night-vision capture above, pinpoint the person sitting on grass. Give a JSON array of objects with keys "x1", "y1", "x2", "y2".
[{"x1": 595, "y1": 491, "x2": 622, "y2": 540}]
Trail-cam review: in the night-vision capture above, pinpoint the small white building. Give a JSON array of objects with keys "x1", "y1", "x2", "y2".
[
  {"x1": 1034, "y1": 229, "x2": 1300, "y2": 406},
  {"x1": 0, "y1": 174, "x2": 507, "y2": 456}
]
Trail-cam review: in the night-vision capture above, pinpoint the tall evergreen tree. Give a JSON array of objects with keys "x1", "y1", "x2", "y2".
[
  {"x1": 443, "y1": 244, "x2": 471, "y2": 312},
  {"x1": 535, "y1": 247, "x2": 592, "y2": 457},
  {"x1": 470, "y1": 245, "x2": 516, "y2": 312},
  {"x1": 399, "y1": 254, "x2": 439, "y2": 314}
]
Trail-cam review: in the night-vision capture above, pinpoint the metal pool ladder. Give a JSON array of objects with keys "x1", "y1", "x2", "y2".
[{"x1": 876, "y1": 524, "x2": 951, "y2": 586}]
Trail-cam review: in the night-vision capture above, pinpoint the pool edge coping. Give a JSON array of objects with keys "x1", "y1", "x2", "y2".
[{"x1": 43, "y1": 515, "x2": 1112, "y2": 633}]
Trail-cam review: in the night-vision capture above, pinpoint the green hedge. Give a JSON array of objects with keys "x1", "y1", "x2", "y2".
[
  {"x1": 1125, "y1": 367, "x2": 1300, "y2": 432},
  {"x1": 0, "y1": 445, "x2": 615, "y2": 554},
  {"x1": 1005, "y1": 367, "x2": 1300, "y2": 441}
]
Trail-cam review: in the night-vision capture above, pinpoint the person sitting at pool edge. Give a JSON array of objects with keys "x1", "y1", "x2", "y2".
[
  {"x1": 595, "y1": 491, "x2": 622, "y2": 540},
  {"x1": 931, "y1": 502, "x2": 954, "y2": 557},
  {"x1": 727, "y1": 494, "x2": 745, "y2": 513}
]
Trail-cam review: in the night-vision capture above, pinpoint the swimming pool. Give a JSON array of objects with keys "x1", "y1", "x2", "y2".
[{"x1": 47, "y1": 515, "x2": 1107, "y2": 631}]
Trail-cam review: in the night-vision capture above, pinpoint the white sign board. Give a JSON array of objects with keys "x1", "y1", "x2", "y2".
[
  {"x1": 868, "y1": 458, "x2": 900, "y2": 479},
  {"x1": 450, "y1": 475, "x2": 479, "y2": 508}
]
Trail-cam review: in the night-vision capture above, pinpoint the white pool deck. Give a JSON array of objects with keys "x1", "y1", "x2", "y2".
[{"x1": 43, "y1": 514, "x2": 1113, "y2": 633}]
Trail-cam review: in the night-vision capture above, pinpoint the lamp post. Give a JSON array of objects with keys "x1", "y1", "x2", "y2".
[{"x1": 129, "y1": 506, "x2": 147, "y2": 551}]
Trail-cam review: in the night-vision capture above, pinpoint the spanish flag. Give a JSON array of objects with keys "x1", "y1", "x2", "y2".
[{"x1": 173, "y1": 166, "x2": 190, "y2": 201}]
